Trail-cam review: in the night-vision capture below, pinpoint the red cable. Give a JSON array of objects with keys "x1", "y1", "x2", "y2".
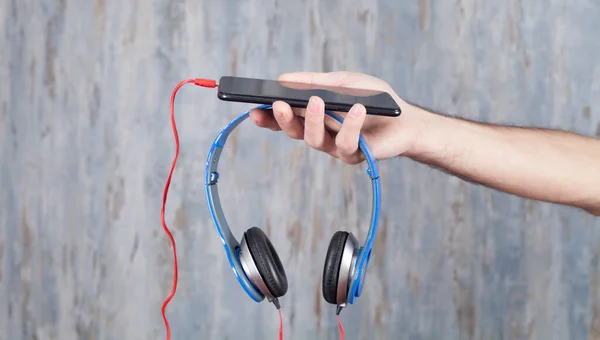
[
  {"x1": 278, "y1": 309, "x2": 283, "y2": 340},
  {"x1": 336, "y1": 315, "x2": 345, "y2": 340},
  {"x1": 161, "y1": 78, "x2": 217, "y2": 340}
]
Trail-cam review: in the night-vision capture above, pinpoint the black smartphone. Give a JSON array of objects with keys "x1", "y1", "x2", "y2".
[{"x1": 217, "y1": 76, "x2": 401, "y2": 117}]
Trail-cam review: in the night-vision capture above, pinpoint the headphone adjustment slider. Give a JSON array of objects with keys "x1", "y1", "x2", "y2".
[
  {"x1": 366, "y1": 167, "x2": 379, "y2": 180},
  {"x1": 208, "y1": 172, "x2": 219, "y2": 185}
]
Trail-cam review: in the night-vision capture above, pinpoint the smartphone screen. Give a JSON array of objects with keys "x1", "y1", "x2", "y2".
[{"x1": 217, "y1": 76, "x2": 401, "y2": 117}]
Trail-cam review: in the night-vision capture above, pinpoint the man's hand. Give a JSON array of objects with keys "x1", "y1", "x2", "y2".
[
  {"x1": 249, "y1": 71, "x2": 600, "y2": 216},
  {"x1": 249, "y1": 71, "x2": 424, "y2": 164}
]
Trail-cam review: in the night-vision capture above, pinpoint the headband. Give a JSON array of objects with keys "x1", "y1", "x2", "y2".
[{"x1": 204, "y1": 104, "x2": 381, "y2": 304}]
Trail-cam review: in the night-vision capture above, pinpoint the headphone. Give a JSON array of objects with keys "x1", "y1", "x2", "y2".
[{"x1": 204, "y1": 104, "x2": 381, "y2": 313}]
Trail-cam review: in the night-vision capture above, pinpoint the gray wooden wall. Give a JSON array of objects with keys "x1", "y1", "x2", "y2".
[{"x1": 2, "y1": 0, "x2": 600, "y2": 339}]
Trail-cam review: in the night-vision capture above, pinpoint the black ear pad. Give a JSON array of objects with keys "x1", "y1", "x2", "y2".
[
  {"x1": 244, "y1": 227, "x2": 288, "y2": 298},
  {"x1": 322, "y1": 231, "x2": 349, "y2": 304}
]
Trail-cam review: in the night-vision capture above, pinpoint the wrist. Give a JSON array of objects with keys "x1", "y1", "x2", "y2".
[
  {"x1": 400, "y1": 103, "x2": 478, "y2": 167},
  {"x1": 399, "y1": 104, "x2": 445, "y2": 160}
]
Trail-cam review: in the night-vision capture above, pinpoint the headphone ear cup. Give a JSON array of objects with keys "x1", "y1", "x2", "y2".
[
  {"x1": 322, "y1": 231, "x2": 349, "y2": 304},
  {"x1": 243, "y1": 227, "x2": 288, "y2": 298}
]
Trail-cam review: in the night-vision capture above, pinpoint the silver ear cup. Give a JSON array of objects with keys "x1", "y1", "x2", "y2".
[
  {"x1": 239, "y1": 235, "x2": 273, "y2": 302},
  {"x1": 336, "y1": 232, "x2": 359, "y2": 306}
]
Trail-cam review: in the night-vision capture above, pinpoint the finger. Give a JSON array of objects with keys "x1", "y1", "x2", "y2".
[
  {"x1": 272, "y1": 101, "x2": 304, "y2": 139},
  {"x1": 288, "y1": 101, "x2": 344, "y2": 132},
  {"x1": 249, "y1": 109, "x2": 281, "y2": 131},
  {"x1": 304, "y1": 96, "x2": 337, "y2": 154},
  {"x1": 279, "y1": 79, "x2": 382, "y2": 97},
  {"x1": 292, "y1": 107, "x2": 341, "y2": 136},
  {"x1": 335, "y1": 103, "x2": 367, "y2": 165}
]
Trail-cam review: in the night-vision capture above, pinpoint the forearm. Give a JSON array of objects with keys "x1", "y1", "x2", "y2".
[{"x1": 405, "y1": 105, "x2": 600, "y2": 215}]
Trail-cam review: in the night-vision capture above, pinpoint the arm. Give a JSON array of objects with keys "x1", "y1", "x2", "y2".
[
  {"x1": 406, "y1": 104, "x2": 600, "y2": 216},
  {"x1": 248, "y1": 71, "x2": 600, "y2": 216}
]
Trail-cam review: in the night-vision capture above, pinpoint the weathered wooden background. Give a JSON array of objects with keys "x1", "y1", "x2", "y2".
[{"x1": 2, "y1": 0, "x2": 600, "y2": 339}]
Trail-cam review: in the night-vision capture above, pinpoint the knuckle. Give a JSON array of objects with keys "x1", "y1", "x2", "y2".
[
  {"x1": 339, "y1": 156, "x2": 354, "y2": 165},
  {"x1": 341, "y1": 146, "x2": 355, "y2": 155},
  {"x1": 288, "y1": 131, "x2": 303, "y2": 139},
  {"x1": 305, "y1": 138, "x2": 324, "y2": 150},
  {"x1": 335, "y1": 136, "x2": 353, "y2": 154},
  {"x1": 254, "y1": 118, "x2": 267, "y2": 127},
  {"x1": 282, "y1": 126, "x2": 302, "y2": 139},
  {"x1": 341, "y1": 145, "x2": 356, "y2": 156},
  {"x1": 340, "y1": 155, "x2": 361, "y2": 165},
  {"x1": 335, "y1": 135, "x2": 345, "y2": 148}
]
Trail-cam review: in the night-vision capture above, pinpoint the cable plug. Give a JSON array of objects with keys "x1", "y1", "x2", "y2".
[
  {"x1": 193, "y1": 78, "x2": 218, "y2": 88},
  {"x1": 272, "y1": 298, "x2": 281, "y2": 310},
  {"x1": 273, "y1": 298, "x2": 283, "y2": 340},
  {"x1": 335, "y1": 306, "x2": 345, "y2": 340}
]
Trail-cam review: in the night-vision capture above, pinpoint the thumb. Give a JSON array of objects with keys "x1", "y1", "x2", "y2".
[{"x1": 278, "y1": 71, "x2": 350, "y2": 87}]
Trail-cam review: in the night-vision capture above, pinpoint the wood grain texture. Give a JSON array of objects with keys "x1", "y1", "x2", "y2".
[{"x1": 1, "y1": 0, "x2": 600, "y2": 339}]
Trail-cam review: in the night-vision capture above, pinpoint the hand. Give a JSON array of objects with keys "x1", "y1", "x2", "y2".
[{"x1": 249, "y1": 71, "x2": 423, "y2": 164}]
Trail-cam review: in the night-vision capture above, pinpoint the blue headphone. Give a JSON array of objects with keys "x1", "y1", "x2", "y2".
[{"x1": 204, "y1": 104, "x2": 381, "y2": 313}]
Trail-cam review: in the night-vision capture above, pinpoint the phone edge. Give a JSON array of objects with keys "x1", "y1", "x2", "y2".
[{"x1": 217, "y1": 91, "x2": 401, "y2": 117}]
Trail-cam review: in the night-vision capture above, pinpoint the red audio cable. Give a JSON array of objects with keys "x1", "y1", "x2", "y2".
[
  {"x1": 278, "y1": 309, "x2": 283, "y2": 340},
  {"x1": 163, "y1": 78, "x2": 285, "y2": 340},
  {"x1": 336, "y1": 315, "x2": 345, "y2": 340},
  {"x1": 161, "y1": 78, "x2": 217, "y2": 340}
]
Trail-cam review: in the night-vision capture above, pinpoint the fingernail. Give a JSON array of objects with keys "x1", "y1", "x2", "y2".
[
  {"x1": 349, "y1": 105, "x2": 363, "y2": 118},
  {"x1": 308, "y1": 97, "x2": 320, "y2": 114},
  {"x1": 272, "y1": 103, "x2": 282, "y2": 117}
]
